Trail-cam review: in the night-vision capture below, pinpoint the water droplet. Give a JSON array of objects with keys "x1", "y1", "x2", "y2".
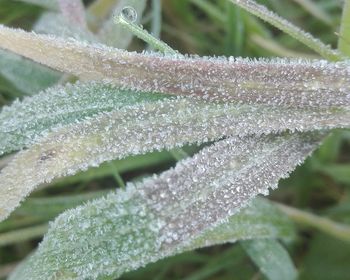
[{"x1": 120, "y1": 6, "x2": 138, "y2": 23}]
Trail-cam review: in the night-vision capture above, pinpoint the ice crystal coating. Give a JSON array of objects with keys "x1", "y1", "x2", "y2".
[
  {"x1": 0, "y1": 87, "x2": 348, "y2": 219},
  {"x1": 9, "y1": 132, "x2": 311, "y2": 280},
  {"x1": 0, "y1": 25, "x2": 348, "y2": 108},
  {"x1": 0, "y1": 82, "x2": 168, "y2": 155},
  {"x1": 1, "y1": 81, "x2": 349, "y2": 157},
  {"x1": 0, "y1": 19, "x2": 346, "y2": 280}
]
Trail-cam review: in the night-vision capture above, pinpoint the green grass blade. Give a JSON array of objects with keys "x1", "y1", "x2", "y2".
[
  {"x1": 0, "y1": 49, "x2": 60, "y2": 96},
  {"x1": 230, "y1": 0, "x2": 344, "y2": 61},
  {"x1": 98, "y1": 0, "x2": 147, "y2": 48},
  {"x1": 338, "y1": 0, "x2": 350, "y2": 57},
  {"x1": 0, "y1": 25, "x2": 349, "y2": 108},
  {"x1": 0, "y1": 224, "x2": 48, "y2": 246},
  {"x1": 14, "y1": 0, "x2": 59, "y2": 10},
  {"x1": 292, "y1": 0, "x2": 332, "y2": 26},
  {"x1": 241, "y1": 239, "x2": 297, "y2": 280},
  {"x1": 8, "y1": 132, "x2": 315, "y2": 280}
]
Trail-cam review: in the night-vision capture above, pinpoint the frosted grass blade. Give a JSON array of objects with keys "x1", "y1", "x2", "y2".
[
  {"x1": 1, "y1": 81, "x2": 349, "y2": 156},
  {"x1": 0, "y1": 82, "x2": 169, "y2": 155},
  {"x1": 0, "y1": 90, "x2": 348, "y2": 219},
  {"x1": 0, "y1": 25, "x2": 349, "y2": 108},
  {"x1": 9, "y1": 133, "x2": 315, "y2": 280},
  {"x1": 230, "y1": 0, "x2": 343, "y2": 61},
  {"x1": 98, "y1": 0, "x2": 147, "y2": 48}
]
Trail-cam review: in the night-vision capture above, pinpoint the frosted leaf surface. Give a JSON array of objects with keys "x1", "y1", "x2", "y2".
[
  {"x1": 1, "y1": 86, "x2": 349, "y2": 219},
  {"x1": 0, "y1": 82, "x2": 169, "y2": 155},
  {"x1": 0, "y1": 89, "x2": 347, "y2": 219},
  {"x1": 1, "y1": 80, "x2": 349, "y2": 157},
  {"x1": 0, "y1": 49, "x2": 60, "y2": 95},
  {"x1": 0, "y1": 25, "x2": 349, "y2": 108},
  {"x1": 9, "y1": 132, "x2": 312, "y2": 280},
  {"x1": 97, "y1": 0, "x2": 147, "y2": 48},
  {"x1": 10, "y1": 198, "x2": 290, "y2": 279}
]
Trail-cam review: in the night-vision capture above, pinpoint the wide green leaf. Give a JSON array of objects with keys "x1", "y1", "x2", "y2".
[{"x1": 241, "y1": 239, "x2": 297, "y2": 280}]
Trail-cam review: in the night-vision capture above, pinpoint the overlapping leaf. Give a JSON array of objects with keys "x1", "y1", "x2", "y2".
[
  {"x1": 1, "y1": 81, "x2": 349, "y2": 220},
  {"x1": 9, "y1": 133, "x2": 315, "y2": 280},
  {"x1": 0, "y1": 25, "x2": 349, "y2": 108},
  {"x1": 241, "y1": 239, "x2": 297, "y2": 280},
  {"x1": 0, "y1": 49, "x2": 60, "y2": 95},
  {"x1": 0, "y1": 82, "x2": 168, "y2": 155},
  {"x1": 0, "y1": 2, "x2": 348, "y2": 279}
]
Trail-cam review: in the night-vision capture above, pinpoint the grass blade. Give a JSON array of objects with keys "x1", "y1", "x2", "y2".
[
  {"x1": 292, "y1": 0, "x2": 332, "y2": 26},
  {"x1": 57, "y1": 0, "x2": 87, "y2": 28},
  {"x1": 9, "y1": 133, "x2": 315, "y2": 280},
  {"x1": 14, "y1": 0, "x2": 59, "y2": 10},
  {"x1": 98, "y1": 0, "x2": 147, "y2": 48},
  {"x1": 0, "y1": 25, "x2": 348, "y2": 108},
  {"x1": 1, "y1": 81, "x2": 349, "y2": 156},
  {"x1": 230, "y1": 0, "x2": 343, "y2": 61},
  {"x1": 241, "y1": 239, "x2": 297, "y2": 280},
  {"x1": 0, "y1": 49, "x2": 60, "y2": 96},
  {"x1": 0, "y1": 82, "x2": 168, "y2": 155},
  {"x1": 338, "y1": 0, "x2": 350, "y2": 57},
  {"x1": 34, "y1": 12, "x2": 97, "y2": 42},
  {"x1": 0, "y1": 90, "x2": 348, "y2": 219}
]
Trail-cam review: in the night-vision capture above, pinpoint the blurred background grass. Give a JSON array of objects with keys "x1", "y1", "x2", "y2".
[{"x1": 0, "y1": 0, "x2": 349, "y2": 279}]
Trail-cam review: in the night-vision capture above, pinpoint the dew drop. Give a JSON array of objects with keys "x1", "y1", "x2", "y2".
[{"x1": 120, "y1": 6, "x2": 138, "y2": 23}]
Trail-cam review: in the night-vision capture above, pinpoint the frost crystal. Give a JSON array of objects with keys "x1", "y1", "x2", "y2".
[
  {"x1": 0, "y1": 21, "x2": 346, "y2": 280},
  {"x1": 0, "y1": 91, "x2": 347, "y2": 220},
  {"x1": 0, "y1": 25, "x2": 348, "y2": 108},
  {"x1": 9, "y1": 133, "x2": 314, "y2": 280}
]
